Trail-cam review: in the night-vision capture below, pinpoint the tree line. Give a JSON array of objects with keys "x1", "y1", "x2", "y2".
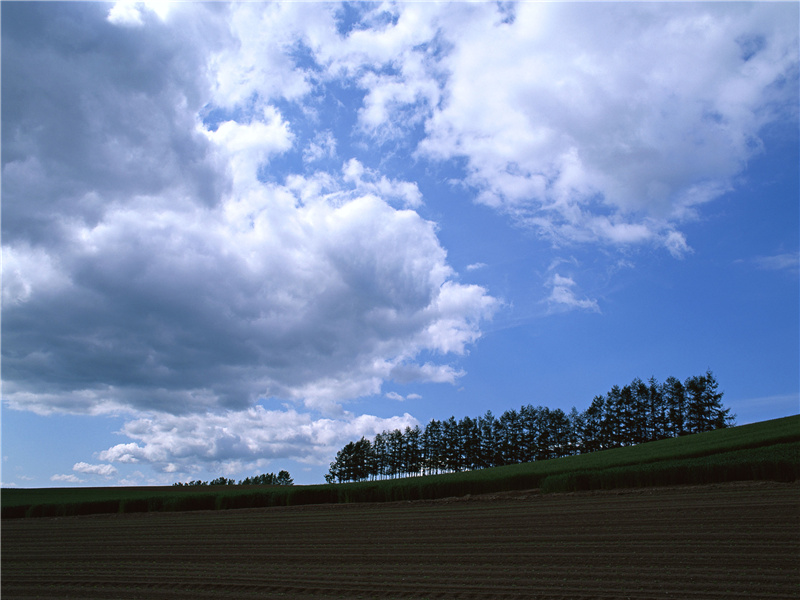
[
  {"x1": 325, "y1": 371, "x2": 734, "y2": 483},
  {"x1": 173, "y1": 470, "x2": 294, "y2": 487}
]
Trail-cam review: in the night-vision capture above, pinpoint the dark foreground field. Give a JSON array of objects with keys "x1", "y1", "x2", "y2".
[{"x1": 3, "y1": 481, "x2": 798, "y2": 600}]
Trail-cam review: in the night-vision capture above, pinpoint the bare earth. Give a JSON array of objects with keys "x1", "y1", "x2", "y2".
[{"x1": 2, "y1": 481, "x2": 798, "y2": 599}]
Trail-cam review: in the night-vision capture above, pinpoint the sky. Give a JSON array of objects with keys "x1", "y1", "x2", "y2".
[{"x1": 2, "y1": 1, "x2": 798, "y2": 488}]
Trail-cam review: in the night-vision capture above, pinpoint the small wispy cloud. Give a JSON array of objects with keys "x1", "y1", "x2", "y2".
[
  {"x1": 51, "y1": 474, "x2": 84, "y2": 483},
  {"x1": 545, "y1": 274, "x2": 600, "y2": 314},
  {"x1": 385, "y1": 392, "x2": 422, "y2": 402},
  {"x1": 73, "y1": 462, "x2": 118, "y2": 478},
  {"x1": 745, "y1": 252, "x2": 799, "y2": 273},
  {"x1": 303, "y1": 130, "x2": 337, "y2": 164},
  {"x1": 466, "y1": 262, "x2": 487, "y2": 271}
]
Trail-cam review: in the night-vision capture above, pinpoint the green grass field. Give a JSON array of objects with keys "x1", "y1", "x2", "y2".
[{"x1": 3, "y1": 415, "x2": 798, "y2": 518}]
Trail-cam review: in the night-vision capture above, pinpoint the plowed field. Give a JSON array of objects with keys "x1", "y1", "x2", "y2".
[{"x1": 3, "y1": 481, "x2": 798, "y2": 599}]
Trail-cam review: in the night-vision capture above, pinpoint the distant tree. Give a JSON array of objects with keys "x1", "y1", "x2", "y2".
[
  {"x1": 567, "y1": 406, "x2": 584, "y2": 455},
  {"x1": 581, "y1": 396, "x2": 605, "y2": 453},
  {"x1": 372, "y1": 432, "x2": 388, "y2": 480},
  {"x1": 350, "y1": 437, "x2": 372, "y2": 482},
  {"x1": 275, "y1": 470, "x2": 294, "y2": 485},
  {"x1": 325, "y1": 371, "x2": 734, "y2": 484},
  {"x1": 457, "y1": 416, "x2": 477, "y2": 471},
  {"x1": 176, "y1": 470, "x2": 295, "y2": 487},
  {"x1": 663, "y1": 376, "x2": 687, "y2": 436},
  {"x1": 405, "y1": 425, "x2": 423, "y2": 476},
  {"x1": 324, "y1": 464, "x2": 338, "y2": 484},
  {"x1": 387, "y1": 429, "x2": 404, "y2": 478},
  {"x1": 685, "y1": 370, "x2": 734, "y2": 433},
  {"x1": 209, "y1": 476, "x2": 232, "y2": 485},
  {"x1": 499, "y1": 408, "x2": 522, "y2": 465},
  {"x1": 477, "y1": 411, "x2": 498, "y2": 468},
  {"x1": 630, "y1": 378, "x2": 650, "y2": 445},
  {"x1": 647, "y1": 376, "x2": 669, "y2": 442},
  {"x1": 422, "y1": 419, "x2": 443, "y2": 475},
  {"x1": 518, "y1": 405, "x2": 538, "y2": 463},
  {"x1": 442, "y1": 416, "x2": 461, "y2": 472}
]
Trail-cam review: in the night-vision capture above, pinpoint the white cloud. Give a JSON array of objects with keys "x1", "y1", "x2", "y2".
[
  {"x1": 3, "y1": 4, "x2": 499, "y2": 420},
  {"x1": 466, "y1": 263, "x2": 487, "y2": 272},
  {"x1": 73, "y1": 462, "x2": 118, "y2": 478},
  {"x1": 51, "y1": 474, "x2": 84, "y2": 484},
  {"x1": 208, "y1": 3, "x2": 319, "y2": 107},
  {"x1": 204, "y1": 106, "x2": 294, "y2": 188},
  {"x1": 303, "y1": 130, "x2": 337, "y2": 164},
  {"x1": 9, "y1": 1, "x2": 792, "y2": 485},
  {"x1": 417, "y1": 2, "x2": 799, "y2": 251},
  {"x1": 205, "y1": 2, "x2": 797, "y2": 255},
  {"x1": 2, "y1": 5, "x2": 502, "y2": 490},
  {"x1": 98, "y1": 407, "x2": 418, "y2": 470},
  {"x1": 107, "y1": 1, "x2": 145, "y2": 27},
  {"x1": 341, "y1": 159, "x2": 423, "y2": 208},
  {"x1": 748, "y1": 252, "x2": 800, "y2": 273},
  {"x1": 4, "y1": 175, "x2": 496, "y2": 416},
  {"x1": 385, "y1": 391, "x2": 422, "y2": 402},
  {"x1": 545, "y1": 274, "x2": 600, "y2": 314},
  {"x1": 1, "y1": 244, "x2": 71, "y2": 306},
  {"x1": 664, "y1": 231, "x2": 693, "y2": 259}
]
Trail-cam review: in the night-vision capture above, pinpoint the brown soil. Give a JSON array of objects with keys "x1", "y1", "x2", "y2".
[{"x1": 3, "y1": 481, "x2": 798, "y2": 599}]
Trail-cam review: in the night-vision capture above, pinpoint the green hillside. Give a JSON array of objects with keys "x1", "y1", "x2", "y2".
[{"x1": 3, "y1": 415, "x2": 797, "y2": 518}]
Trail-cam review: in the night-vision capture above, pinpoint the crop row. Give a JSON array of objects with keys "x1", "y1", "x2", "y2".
[
  {"x1": 4, "y1": 482, "x2": 798, "y2": 600},
  {"x1": 539, "y1": 441, "x2": 800, "y2": 492}
]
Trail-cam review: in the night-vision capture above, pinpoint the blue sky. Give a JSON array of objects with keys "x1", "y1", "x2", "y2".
[{"x1": 2, "y1": 1, "x2": 798, "y2": 487}]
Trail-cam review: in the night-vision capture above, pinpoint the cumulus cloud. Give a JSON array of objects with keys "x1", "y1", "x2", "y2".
[
  {"x1": 3, "y1": 162, "x2": 496, "y2": 417},
  {"x1": 2, "y1": 3, "x2": 497, "y2": 426},
  {"x1": 107, "y1": 1, "x2": 146, "y2": 27},
  {"x1": 159, "y1": 1, "x2": 798, "y2": 255},
  {"x1": 341, "y1": 158, "x2": 423, "y2": 208},
  {"x1": 5, "y1": 2, "x2": 794, "y2": 483},
  {"x1": 97, "y1": 407, "x2": 418, "y2": 471},
  {"x1": 323, "y1": 3, "x2": 797, "y2": 252}
]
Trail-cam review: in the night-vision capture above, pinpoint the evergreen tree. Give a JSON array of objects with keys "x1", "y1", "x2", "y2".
[
  {"x1": 373, "y1": 432, "x2": 388, "y2": 480},
  {"x1": 325, "y1": 371, "x2": 734, "y2": 484},
  {"x1": 477, "y1": 411, "x2": 497, "y2": 468},
  {"x1": 422, "y1": 419, "x2": 443, "y2": 475},
  {"x1": 387, "y1": 429, "x2": 404, "y2": 478},
  {"x1": 647, "y1": 376, "x2": 668, "y2": 441},
  {"x1": 275, "y1": 470, "x2": 294, "y2": 485},
  {"x1": 568, "y1": 406, "x2": 585, "y2": 455},
  {"x1": 582, "y1": 396, "x2": 605, "y2": 452},
  {"x1": 685, "y1": 370, "x2": 733, "y2": 433},
  {"x1": 663, "y1": 376, "x2": 687, "y2": 436},
  {"x1": 459, "y1": 416, "x2": 480, "y2": 471},
  {"x1": 442, "y1": 416, "x2": 461, "y2": 472}
]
